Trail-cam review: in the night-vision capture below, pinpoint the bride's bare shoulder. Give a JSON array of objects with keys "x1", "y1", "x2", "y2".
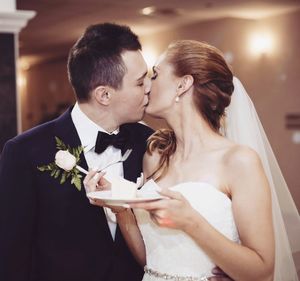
[
  {"x1": 222, "y1": 143, "x2": 270, "y2": 195},
  {"x1": 223, "y1": 143, "x2": 263, "y2": 172}
]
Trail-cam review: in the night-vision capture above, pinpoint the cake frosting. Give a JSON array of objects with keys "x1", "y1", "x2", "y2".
[{"x1": 109, "y1": 176, "x2": 138, "y2": 199}]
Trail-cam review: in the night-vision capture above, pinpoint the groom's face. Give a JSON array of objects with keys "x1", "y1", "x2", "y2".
[{"x1": 111, "y1": 50, "x2": 150, "y2": 124}]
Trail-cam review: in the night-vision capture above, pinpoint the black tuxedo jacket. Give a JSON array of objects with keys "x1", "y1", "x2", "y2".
[{"x1": 0, "y1": 109, "x2": 153, "y2": 281}]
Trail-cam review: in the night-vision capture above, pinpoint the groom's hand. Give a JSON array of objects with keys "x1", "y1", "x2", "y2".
[
  {"x1": 83, "y1": 170, "x2": 127, "y2": 213},
  {"x1": 83, "y1": 170, "x2": 109, "y2": 206},
  {"x1": 84, "y1": 170, "x2": 110, "y2": 193},
  {"x1": 209, "y1": 267, "x2": 234, "y2": 281}
]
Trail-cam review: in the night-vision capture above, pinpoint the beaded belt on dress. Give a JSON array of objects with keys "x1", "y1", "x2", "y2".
[{"x1": 144, "y1": 266, "x2": 210, "y2": 281}]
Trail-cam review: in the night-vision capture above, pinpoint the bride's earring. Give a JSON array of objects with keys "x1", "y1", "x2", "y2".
[{"x1": 175, "y1": 84, "x2": 182, "y2": 103}]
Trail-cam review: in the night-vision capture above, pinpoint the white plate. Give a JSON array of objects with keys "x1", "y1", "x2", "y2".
[{"x1": 87, "y1": 190, "x2": 163, "y2": 206}]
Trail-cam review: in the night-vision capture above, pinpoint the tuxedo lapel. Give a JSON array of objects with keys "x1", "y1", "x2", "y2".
[
  {"x1": 121, "y1": 125, "x2": 142, "y2": 182},
  {"x1": 52, "y1": 108, "x2": 114, "y2": 244},
  {"x1": 53, "y1": 108, "x2": 89, "y2": 173},
  {"x1": 123, "y1": 148, "x2": 140, "y2": 182}
]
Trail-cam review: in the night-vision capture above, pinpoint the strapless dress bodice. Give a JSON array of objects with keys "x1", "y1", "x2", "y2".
[{"x1": 134, "y1": 181, "x2": 240, "y2": 281}]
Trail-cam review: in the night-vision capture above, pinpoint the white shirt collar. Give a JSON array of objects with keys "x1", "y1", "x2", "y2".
[{"x1": 71, "y1": 102, "x2": 119, "y2": 153}]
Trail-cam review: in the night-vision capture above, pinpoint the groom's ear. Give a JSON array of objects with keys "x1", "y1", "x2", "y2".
[
  {"x1": 93, "y1": 86, "x2": 112, "y2": 106},
  {"x1": 177, "y1": 75, "x2": 194, "y2": 97}
]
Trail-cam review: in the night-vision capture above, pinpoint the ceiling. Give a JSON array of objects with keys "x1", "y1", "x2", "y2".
[{"x1": 17, "y1": 0, "x2": 300, "y2": 63}]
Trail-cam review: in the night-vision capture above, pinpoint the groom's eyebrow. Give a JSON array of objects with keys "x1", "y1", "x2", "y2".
[{"x1": 136, "y1": 71, "x2": 148, "y2": 81}]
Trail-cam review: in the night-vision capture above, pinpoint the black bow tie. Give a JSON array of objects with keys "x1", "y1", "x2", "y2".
[{"x1": 95, "y1": 128, "x2": 131, "y2": 154}]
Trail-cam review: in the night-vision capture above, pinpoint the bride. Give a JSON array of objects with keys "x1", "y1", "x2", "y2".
[{"x1": 84, "y1": 40, "x2": 299, "y2": 281}]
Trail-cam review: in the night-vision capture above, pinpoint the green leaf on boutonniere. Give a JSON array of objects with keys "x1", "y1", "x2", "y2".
[
  {"x1": 60, "y1": 171, "x2": 67, "y2": 185},
  {"x1": 54, "y1": 169, "x2": 60, "y2": 179},
  {"x1": 55, "y1": 136, "x2": 67, "y2": 150},
  {"x1": 38, "y1": 137, "x2": 84, "y2": 190}
]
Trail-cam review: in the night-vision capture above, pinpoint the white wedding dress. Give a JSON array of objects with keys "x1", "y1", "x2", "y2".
[{"x1": 134, "y1": 181, "x2": 240, "y2": 281}]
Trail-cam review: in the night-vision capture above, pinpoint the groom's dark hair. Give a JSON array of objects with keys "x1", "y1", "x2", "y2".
[{"x1": 67, "y1": 23, "x2": 142, "y2": 101}]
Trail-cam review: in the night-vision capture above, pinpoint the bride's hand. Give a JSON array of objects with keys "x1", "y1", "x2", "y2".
[{"x1": 130, "y1": 189, "x2": 197, "y2": 230}]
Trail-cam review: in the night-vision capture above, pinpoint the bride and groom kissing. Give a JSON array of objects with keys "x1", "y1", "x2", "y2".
[{"x1": 0, "y1": 23, "x2": 298, "y2": 281}]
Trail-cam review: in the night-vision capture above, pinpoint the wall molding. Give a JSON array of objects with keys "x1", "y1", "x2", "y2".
[{"x1": 0, "y1": 10, "x2": 36, "y2": 33}]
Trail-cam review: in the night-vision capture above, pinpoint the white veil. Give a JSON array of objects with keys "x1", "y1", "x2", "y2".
[{"x1": 222, "y1": 77, "x2": 300, "y2": 281}]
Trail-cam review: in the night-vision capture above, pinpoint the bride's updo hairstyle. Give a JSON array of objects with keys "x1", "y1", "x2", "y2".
[{"x1": 147, "y1": 40, "x2": 234, "y2": 180}]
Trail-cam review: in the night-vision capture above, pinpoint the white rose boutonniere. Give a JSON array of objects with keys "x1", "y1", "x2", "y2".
[
  {"x1": 38, "y1": 137, "x2": 85, "y2": 190},
  {"x1": 55, "y1": 150, "x2": 77, "y2": 171}
]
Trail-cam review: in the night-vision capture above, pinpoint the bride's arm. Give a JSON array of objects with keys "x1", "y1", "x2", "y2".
[
  {"x1": 183, "y1": 146, "x2": 275, "y2": 281},
  {"x1": 114, "y1": 208, "x2": 146, "y2": 266}
]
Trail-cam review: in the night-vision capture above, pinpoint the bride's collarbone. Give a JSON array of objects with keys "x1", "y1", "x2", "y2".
[
  {"x1": 155, "y1": 150, "x2": 233, "y2": 193},
  {"x1": 169, "y1": 146, "x2": 231, "y2": 166},
  {"x1": 157, "y1": 163, "x2": 230, "y2": 195},
  {"x1": 157, "y1": 172, "x2": 220, "y2": 189}
]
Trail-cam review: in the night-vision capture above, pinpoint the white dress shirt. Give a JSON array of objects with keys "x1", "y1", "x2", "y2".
[{"x1": 71, "y1": 102, "x2": 123, "y2": 240}]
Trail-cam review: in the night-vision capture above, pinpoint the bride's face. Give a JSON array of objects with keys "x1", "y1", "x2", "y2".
[{"x1": 146, "y1": 54, "x2": 180, "y2": 118}]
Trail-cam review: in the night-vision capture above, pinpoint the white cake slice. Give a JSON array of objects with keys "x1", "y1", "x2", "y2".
[{"x1": 109, "y1": 176, "x2": 138, "y2": 199}]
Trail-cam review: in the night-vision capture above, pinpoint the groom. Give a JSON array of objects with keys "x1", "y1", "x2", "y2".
[{"x1": 0, "y1": 23, "x2": 152, "y2": 281}]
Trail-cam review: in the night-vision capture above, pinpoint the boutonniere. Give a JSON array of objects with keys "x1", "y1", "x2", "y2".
[{"x1": 38, "y1": 137, "x2": 85, "y2": 191}]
